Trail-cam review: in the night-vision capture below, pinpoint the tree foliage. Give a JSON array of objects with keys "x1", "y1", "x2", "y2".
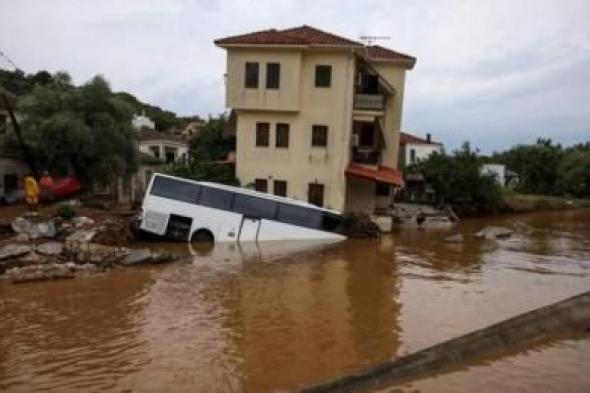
[
  {"x1": 491, "y1": 138, "x2": 563, "y2": 195},
  {"x1": 17, "y1": 74, "x2": 138, "y2": 186},
  {"x1": 164, "y1": 114, "x2": 237, "y2": 185},
  {"x1": 413, "y1": 142, "x2": 503, "y2": 216}
]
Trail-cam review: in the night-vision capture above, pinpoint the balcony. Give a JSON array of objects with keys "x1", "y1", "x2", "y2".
[
  {"x1": 351, "y1": 147, "x2": 382, "y2": 165},
  {"x1": 353, "y1": 94, "x2": 385, "y2": 111}
]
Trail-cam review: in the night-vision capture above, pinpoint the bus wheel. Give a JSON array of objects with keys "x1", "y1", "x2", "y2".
[{"x1": 191, "y1": 229, "x2": 214, "y2": 243}]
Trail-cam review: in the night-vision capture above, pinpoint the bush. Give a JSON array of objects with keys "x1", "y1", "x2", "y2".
[{"x1": 413, "y1": 142, "x2": 503, "y2": 216}]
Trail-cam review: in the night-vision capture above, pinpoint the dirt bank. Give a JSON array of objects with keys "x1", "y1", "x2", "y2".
[{"x1": 503, "y1": 193, "x2": 590, "y2": 214}]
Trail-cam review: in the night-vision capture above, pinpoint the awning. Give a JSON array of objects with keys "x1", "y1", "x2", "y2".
[{"x1": 345, "y1": 163, "x2": 404, "y2": 187}]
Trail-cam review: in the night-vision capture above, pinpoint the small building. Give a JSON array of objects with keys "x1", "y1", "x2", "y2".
[
  {"x1": 138, "y1": 128, "x2": 189, "y2": 164},
  {"x1": 398, "y1": 132, "x2": 442, "y2": 168},
  {"x1": 132, "y1": 112, "x2": 156, "y2": 130},
  {"x1": 481, "y1": 164, "x2": 506, "y2": 187},
  {"x1": 181, "y1": 119, "x2": 205, "y2": 139}
]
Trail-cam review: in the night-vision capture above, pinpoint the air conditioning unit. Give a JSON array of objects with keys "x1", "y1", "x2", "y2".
[{"x1": 350, "y1": 134, "x2": 359, "y2": 147}]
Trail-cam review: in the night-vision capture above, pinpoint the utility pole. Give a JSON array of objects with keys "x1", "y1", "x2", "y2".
[{"x1": 1, "y1": 91, "x2": 39, "y2": 178}]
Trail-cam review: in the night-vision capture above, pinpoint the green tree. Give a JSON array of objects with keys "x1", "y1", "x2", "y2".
[
  {"x1": 556, "y1": 150, "x2": 590, "y2": 198},
  {"x1": 164, "y1": 114, "x2": 237, "y2": 185},
  {"x1": 413, "y1": 142, "x2": 503, "y2": 216},
  {"x1": 492, "y1": 138, "x2": 563, "y2": 195},
  {"x1": 18, "y1": 74, "x2": 138, "y2": 186}
]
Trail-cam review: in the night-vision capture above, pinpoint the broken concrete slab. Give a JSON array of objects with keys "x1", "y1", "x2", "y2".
[
  {"x1": 72, "y1": 216, "x2": 95, "y2": 228},
  {"x1": 5, "y1": 263, "x2": 75, "y2": 283},
  {"x1": 65, "y1": 229, "x2": 98, "y2": 244},
  {"x1": 0, "y1": 244, "x2": 32, "y2": 260},
  {"x1": 475, "y1": 226, "x2": 513, "y2": 239},
  {"x1": 444, "y1": 233, "x2": 465, "y2": 243},
  {"x1": 37, "y1": 242, "x2": 64, "y2": 256},
  {"x1": 120, "y1": 248, "x2": 152, "y2": 266}
]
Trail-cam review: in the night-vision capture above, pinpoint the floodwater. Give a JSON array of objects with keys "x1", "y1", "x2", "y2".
[{"x1": 1, "y1": 210, "x2": 590, "y2": 393}]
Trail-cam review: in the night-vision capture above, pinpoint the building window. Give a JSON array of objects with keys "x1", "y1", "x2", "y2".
[
  {"x1": 149, "y1": 146, "x2": 160, "y2": 158},
  {"x1": 410, "y1": 148, "x2": 416, "y2": 164},
  {"x1": 245, "y1": 62, "x2": 259, "y2": 88},
  {"x1": 308, "y1": 183, "x2": 324, "y2": 207},
  {"x1": 266, "y1": 63, "x2": 280, "y2": 89},
  {"x1": 255, "y1": 178, "x2": 268, "y2": 193},
  {"x1": 275, "y1": 123, "x2": 289, "y2": 148},
  {"x1": 315, "y1": 65, "x2": 332, "y2": 88},
  {"x1": 359, "y1": 124, "x2": 374, "y2": 146},
  {"x1": 273, "y1": 180, "x2": 287, "y2": 197},
  {"x1": 376, "y1": 182, "x2": 390, "y2": 197},
  {"x1": 256, "y1": 122, "x2": 270, "y2": 147},
  {"x1": 311, "y1": 125, "x2": 328, "y2": 147}
]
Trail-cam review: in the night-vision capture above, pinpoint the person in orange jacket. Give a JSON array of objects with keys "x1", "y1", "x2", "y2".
[
  {"x1": 24, "y1": 173, "x2": 40, "y2": 216},
  {"x1": 39, "y1": 170, "x2": 55, "y2": 202}
]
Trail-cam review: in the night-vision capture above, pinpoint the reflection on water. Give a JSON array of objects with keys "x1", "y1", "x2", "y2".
[{"x1": 1, "y1": 209, "x2": 589, "y2": 392}]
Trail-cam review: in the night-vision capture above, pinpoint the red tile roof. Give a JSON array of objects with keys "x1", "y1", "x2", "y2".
[
  {"x1": 138, "y1": 127, "x2": 187, "y2": 144},
  {"x1": 345, "y1": 163, "x2": 404, "y2": 187},
  {"x1": 215, "y1": 25, "x2": 363, "y2": 47},
  {"x1": 399, "y1": 132, "x2": 441, "y2": 146},
  {"x1": 366, "y1": 45, "x2": 416, "y2": 63}
]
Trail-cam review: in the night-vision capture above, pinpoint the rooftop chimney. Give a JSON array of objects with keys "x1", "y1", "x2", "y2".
[{"x1": 426, "y1": 133, "x2": 432, "y2": 143}]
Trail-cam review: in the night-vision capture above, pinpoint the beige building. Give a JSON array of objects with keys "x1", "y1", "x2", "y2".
[{"x1": 215, "y1": 25, "x2": 416, "y2": 213}]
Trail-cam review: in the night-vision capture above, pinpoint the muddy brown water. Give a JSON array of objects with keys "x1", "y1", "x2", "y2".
[{"x1": 1, "y1": 209, "x2": 590, "y2": 393}]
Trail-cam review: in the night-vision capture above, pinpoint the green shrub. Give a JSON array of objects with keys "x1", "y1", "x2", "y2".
[{"x1": 55, "y1": 205, "x2": 77, "y2": 219}]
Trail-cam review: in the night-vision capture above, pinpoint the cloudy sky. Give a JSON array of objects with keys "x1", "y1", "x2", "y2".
[{"x1": 1, "y1": 0, "x2": 589, "y2": 152}]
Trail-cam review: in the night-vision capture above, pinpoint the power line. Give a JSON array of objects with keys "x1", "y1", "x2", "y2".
[{"x1": 0, "y1": 47, "x2": 19, "y2": 70}]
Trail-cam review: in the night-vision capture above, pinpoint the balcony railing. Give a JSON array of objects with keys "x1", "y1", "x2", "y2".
[
  {"x1": 352, "y1": 148, "x2": 381, "y2": 165},
  {"x1": 354, "y1": 94, "x2": 385, "y2": 111}
]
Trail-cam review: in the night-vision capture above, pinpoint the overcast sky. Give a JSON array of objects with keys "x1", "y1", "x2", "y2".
[{"x1": 1, "y1": 0, "x2": 589, "y2": 152}]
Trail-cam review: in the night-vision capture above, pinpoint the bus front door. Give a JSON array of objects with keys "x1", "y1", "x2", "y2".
[{"x1": 239, "y1": 216, "x2": 260, "y2": 242}]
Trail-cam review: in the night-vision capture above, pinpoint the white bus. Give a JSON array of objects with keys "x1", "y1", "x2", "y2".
[{"x1": 139, "y1": 173, "x2": 345, "y2": 243}]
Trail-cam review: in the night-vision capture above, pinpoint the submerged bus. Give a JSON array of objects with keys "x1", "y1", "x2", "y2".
[{"x1": 139, "y1": 173, "x2": 345, "y2": 243}]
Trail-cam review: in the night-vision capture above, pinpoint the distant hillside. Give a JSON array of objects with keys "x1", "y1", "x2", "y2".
[{"x1": 0, "y1": 68, "x2": 201, "y2": 132}]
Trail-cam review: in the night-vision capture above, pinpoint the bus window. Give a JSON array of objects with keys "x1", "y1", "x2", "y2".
[
  {"x1": 233, "y1": 194, "x2": 277, "y2": 219},
  {"x1": 199, "y1": 186, "x2": 234, "y2": 210},
  {"x1": 150, "y1": 176, "x2": 200, "y2": 203},
  {"x1": 277, "y1": 203, "x2": 322, "y2": 229}
]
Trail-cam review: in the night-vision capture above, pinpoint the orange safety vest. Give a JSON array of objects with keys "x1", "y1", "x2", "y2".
[{"x1": 24, "y1": 176, "x2": 40, "y2": 199}]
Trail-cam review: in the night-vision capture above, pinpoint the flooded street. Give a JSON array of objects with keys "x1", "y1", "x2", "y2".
[{"x1": 1, "y1": 209, "x2": 589, "y2": 392}]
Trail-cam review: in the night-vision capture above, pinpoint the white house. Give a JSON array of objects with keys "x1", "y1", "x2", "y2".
[
  {"x1": 138, "y1": 128, "x2": 189, "y2": 164},
  {"x1": 398, "y1": 132, "x2": 442, "y2": 168},
  {"x1": 481, "y1": 164, "x2": 506, "y2": 187},
  {"x1": 132, "y1": 113, "x2": 156, "y2": 130}
]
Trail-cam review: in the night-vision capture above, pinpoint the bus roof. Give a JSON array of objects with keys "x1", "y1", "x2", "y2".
[{"x1": 152, "y1": 173, "x2": 342, "y2": 215}]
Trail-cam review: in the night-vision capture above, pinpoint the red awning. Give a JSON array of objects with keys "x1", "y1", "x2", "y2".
[{"x1": 345, "y1": 163, "x2": 404, "y2": 187}]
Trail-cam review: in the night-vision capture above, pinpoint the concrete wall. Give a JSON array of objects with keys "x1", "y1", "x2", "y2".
[
  {"x1": 345, "y1": 177, "x2": 376, "y2": 213},
  {"x1": 225, "y1": 46, "x2": 411, "y2": 212},
  {"x1": 299, "y1": 291, "x2": 590, "y2": 393},
  {"x1": 234, "y1": 48, "x2": 355, "y2": 211},
  {"x1": 226, "y1": 48, "x2": 303, "y2": 112}
]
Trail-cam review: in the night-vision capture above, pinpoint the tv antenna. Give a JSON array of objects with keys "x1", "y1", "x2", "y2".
[
  {"x1": 0, "y1": 48, "x2": 19, "y2": 70},
  {"x1": 359, "y1": 35, "x2": 391, "y2": 46}
]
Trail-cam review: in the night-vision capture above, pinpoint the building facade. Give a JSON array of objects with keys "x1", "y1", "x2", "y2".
[
  {"x1": 398, "y1": 132, "x2": 443, "y2": 168},
  {"x1": 215, "y1": 25, "x2": 416, "y2": 213}
]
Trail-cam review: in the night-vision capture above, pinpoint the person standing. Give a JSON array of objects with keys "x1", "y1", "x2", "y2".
[
  {"x1": 24, "y1": 173, "x2": 40, "y2": 216},
  {"x1": 39, "y1": 170, "x2": 55, "y2": 202}
]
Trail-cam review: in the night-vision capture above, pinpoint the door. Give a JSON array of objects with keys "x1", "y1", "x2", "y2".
[
  {"x1": 239, "y1": 216, "x2": 260, "y2": 242},
  {"x1": 308, "y1": 183, "x2": 324, "y2": 207}
]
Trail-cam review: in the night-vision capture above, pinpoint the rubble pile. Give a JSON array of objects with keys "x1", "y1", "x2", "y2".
[{"x1": 0, "y1": 215, "x2": 178, "y2": 284}]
